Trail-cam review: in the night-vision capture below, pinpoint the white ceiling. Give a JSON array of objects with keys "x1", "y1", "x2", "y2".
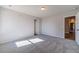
[{"x1": 1, "y1": 5, "x2": 79, "y2": 18}]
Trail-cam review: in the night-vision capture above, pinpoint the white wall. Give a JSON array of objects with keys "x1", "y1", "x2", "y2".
[
  {"x1": 42, "y1": 10, "x2": 78, "y2": 38},
  {"x1": 0, "y1": 7, "x2": 39, "y2": 43},
  {"x1": 75, "y1": 12, "x2": 79, "y2": 45}
]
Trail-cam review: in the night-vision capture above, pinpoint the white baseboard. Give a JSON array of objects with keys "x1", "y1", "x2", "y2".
[{"x1": 42, "y1": 34, "x2": 64, "y2": 39}]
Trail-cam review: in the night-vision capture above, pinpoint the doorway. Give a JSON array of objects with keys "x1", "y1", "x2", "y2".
[
  {"x1": 34, "y1": 19, "x2": 37, "y2": 35},
  {"x1": 34, "y1": 19, "x2": 40, "y2": 36},
  {"x1": 65, "y1": 16, "x2": 75, "y2": 40}
]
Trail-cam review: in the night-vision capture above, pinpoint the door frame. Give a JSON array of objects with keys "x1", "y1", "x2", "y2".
[
  {"x1": 34, "y1": 19, "x2": 37, "y2": 35},
  {"x1": 64, "y1": 16, "x2": 76, "y2": 40}
]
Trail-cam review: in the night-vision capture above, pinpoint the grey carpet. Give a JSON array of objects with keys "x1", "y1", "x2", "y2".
[{"x1": 0, "y1": 34, "x2": 79, "y2": 53}]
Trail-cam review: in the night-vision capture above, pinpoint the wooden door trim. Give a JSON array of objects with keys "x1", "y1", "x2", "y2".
[{"x1": 64, "y1": 16, "x2": 75, "y2": 40}]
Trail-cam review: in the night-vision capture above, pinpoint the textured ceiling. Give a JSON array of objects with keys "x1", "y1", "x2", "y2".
[{"x1": 1, "y1": 5, "x2": 79, "y2": 18}]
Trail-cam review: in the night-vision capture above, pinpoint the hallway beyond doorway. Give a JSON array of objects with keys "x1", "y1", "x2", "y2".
[{"x1": 65, "y1": 16, "x2": 75, "y2": 40}]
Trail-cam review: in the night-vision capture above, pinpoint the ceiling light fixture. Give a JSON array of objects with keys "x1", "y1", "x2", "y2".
[{"x1": 41, "y1": 7, "x2": 46, "y2": 11}]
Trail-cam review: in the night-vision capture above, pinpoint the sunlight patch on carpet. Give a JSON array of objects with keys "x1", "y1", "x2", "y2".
[
  {"x1": 15, "y1": 38, "x2": 44, "y2": 48},
  {"x1": 15, "y1": 40, "x2": 31, "y2": 47},
  {"x1": 29, "y1": 38, "x2": 44, "y2": 43}
]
